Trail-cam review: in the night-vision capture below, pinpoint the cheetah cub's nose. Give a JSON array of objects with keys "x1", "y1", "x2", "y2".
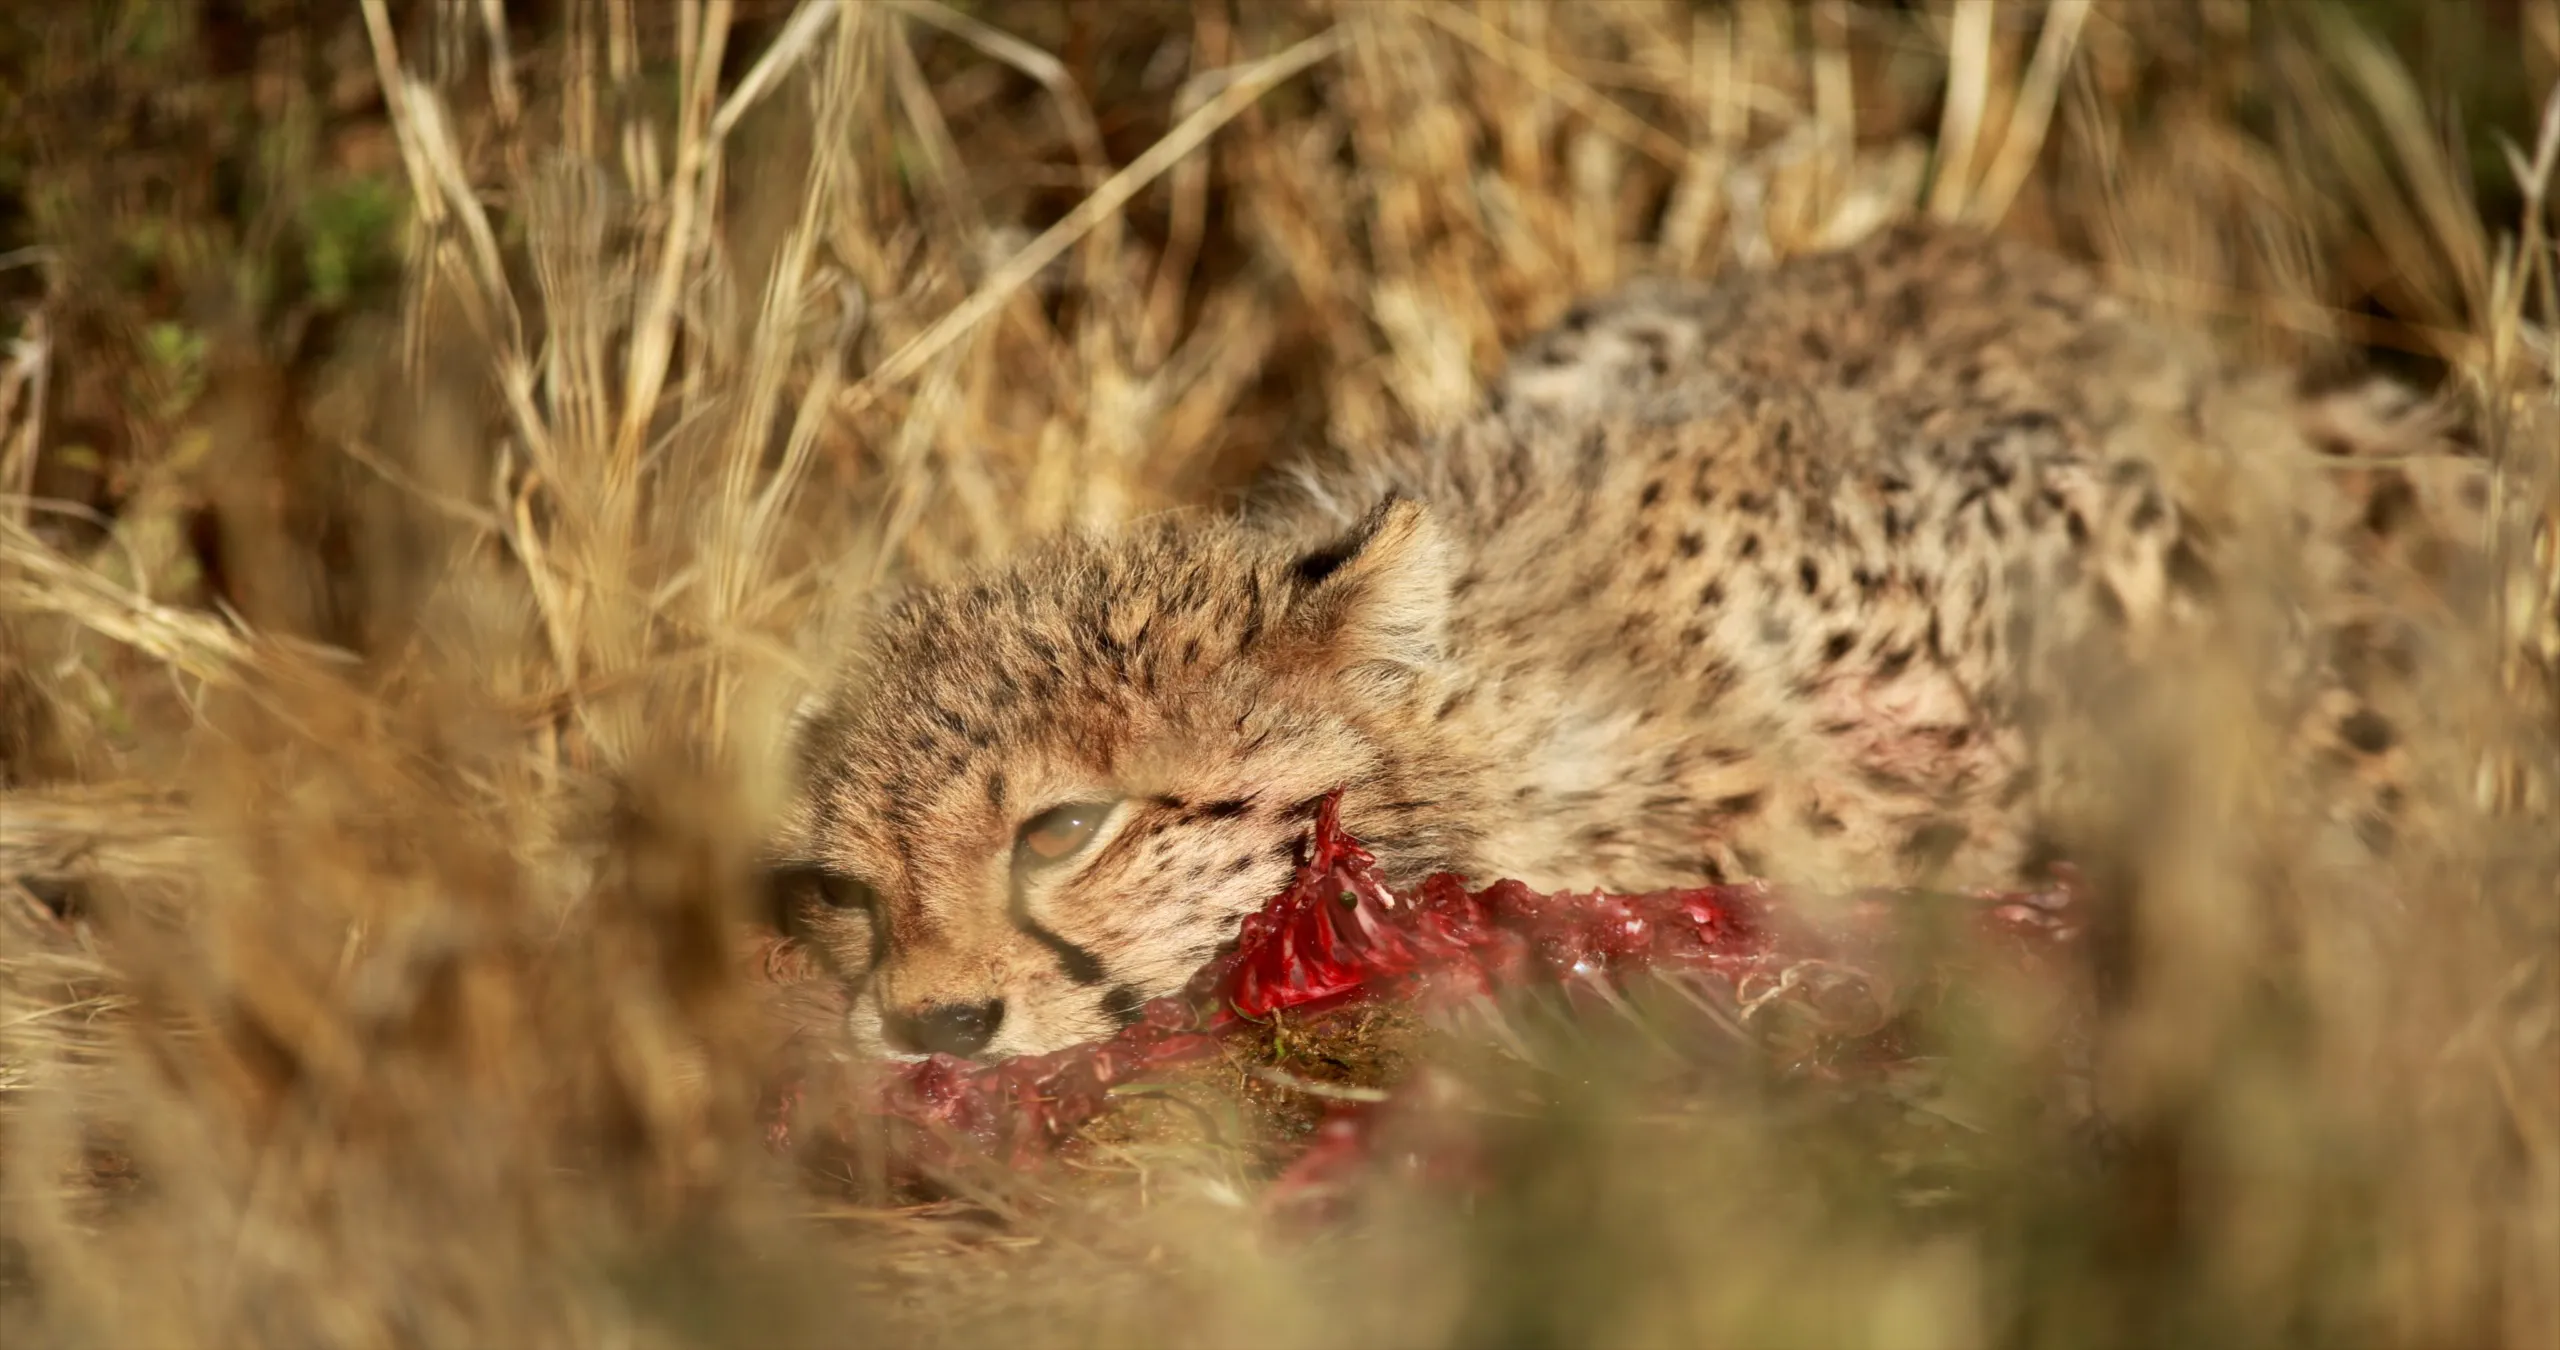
[{"x1": 883, "y1": 999, "x2": 1006, "y2": 1057}]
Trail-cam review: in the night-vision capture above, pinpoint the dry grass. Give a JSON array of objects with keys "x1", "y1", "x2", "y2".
[{"x1": 1, "y1": 1, "x2": 2557, "y2": 1346}]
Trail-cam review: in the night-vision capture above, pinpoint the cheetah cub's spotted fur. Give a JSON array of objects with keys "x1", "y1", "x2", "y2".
[{"x1": 777, "y1": 224, "x2": 2497, "y2": 1061}]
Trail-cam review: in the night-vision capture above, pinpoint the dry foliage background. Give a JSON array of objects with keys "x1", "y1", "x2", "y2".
[{"x1": 1, "y1": 2, "x2": 2557, "y2": 1347}]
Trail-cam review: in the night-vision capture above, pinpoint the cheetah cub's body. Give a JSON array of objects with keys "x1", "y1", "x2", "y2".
[{"x1": 780, "y1": 224, "x2": 2489, "y2": 1061}]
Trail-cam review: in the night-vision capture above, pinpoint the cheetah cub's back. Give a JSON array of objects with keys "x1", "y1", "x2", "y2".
[{"x1": 778, "y1": 223, "x2": 2498, "y2": 1060}]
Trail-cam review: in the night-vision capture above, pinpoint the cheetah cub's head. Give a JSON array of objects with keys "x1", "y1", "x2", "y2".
[{"x1": 774, "y1": 499, "x2": 1457, "y2": 1060}]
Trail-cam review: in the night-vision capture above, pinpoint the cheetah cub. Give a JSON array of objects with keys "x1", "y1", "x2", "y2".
[{"x1": 775, "y1": 223, "x2": 2494, "y2": 1061}]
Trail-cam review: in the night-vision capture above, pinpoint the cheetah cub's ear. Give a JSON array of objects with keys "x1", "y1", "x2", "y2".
[{"x1": 1273, "y1": 497, "x2": 1455, "y2": 682}]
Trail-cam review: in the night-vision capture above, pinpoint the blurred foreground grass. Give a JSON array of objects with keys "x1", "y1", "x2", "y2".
[{"x1": 1, "y1": 3, "x2": 2557, "y2": 1347}]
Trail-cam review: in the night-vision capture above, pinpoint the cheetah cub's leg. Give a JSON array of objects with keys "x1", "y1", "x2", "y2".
[
  {"x1": 2103, "y1": 373, "x2": 2504, "y2": 865},
  {"x1": 2283, "y1": 375, "x2": 2516, "y2": 857},
  {"x1": 2026, "y1": 369, "x2": 2517, "y2": 872}
]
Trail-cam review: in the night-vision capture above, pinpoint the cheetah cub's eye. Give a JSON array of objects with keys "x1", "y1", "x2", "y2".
[
  {"x1": 763, "y1": 864, "x2": 880, "y2": 941},
  {"x1": 1014, "y1": 800, "x2": 1118, "y2": 868},
  {"x1": 769, "y1": 864, "x2": 878, "y2": 912},
  {"x1": 812, "y1": 874, "x2": 879, "y2": 910}
]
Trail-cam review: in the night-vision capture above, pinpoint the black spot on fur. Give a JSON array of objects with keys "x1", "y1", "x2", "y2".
[
  {"x1": 2166, "y1": 538, "x2": 2218, "y2": 599},
  {"x1": 1579, "y1": 428, "x2": 1610, "y2": 474},
  {"x1": 1797, "y1": 558, "x2": 1821, "y2": 594},
  {"x1": 1640, "y1": 480, "x2": 1666, "y2": 508},
  {"x1": 2339, "y1": 708, "x2": 2397, "y2": 755},
  {"x1": 2016, "y1": 828, "x2": 2070, "y2": 883},
  {"x1": 1100, "y1": 986, "x2": 1147, "y2": 1027},
  {"x1": 2091, "y1": 584, "x2": 2128, "y2": 629},
  {"x1": 2128, "y1": 489, "x2": 2167, "y2": 535},
  {"x1": 1633, "y1": 326, "x2": 1671, "y2": 375},
  {"x1": 1710, "y1": 790, "x2": 1765, "y2": 819},
  {"x1": 1899, "y1": 820, "x2": 1968, "y2": 870},
  {"x1": 1884, "y1": 284, "x2": 1925, "y2": 331},
  {"x1": 1676, "y1": 531, "x2": 1704, "y2": 559},
  {"x1": 1200, "y1": 798, "x2": 1251, "y2": 820},
  {"x1": 1821, "y1": 631, "x2": 1855, "y2": 664},
  {"x1": 2363, "y1": 474, "x2": 2419, "y2": 538}
]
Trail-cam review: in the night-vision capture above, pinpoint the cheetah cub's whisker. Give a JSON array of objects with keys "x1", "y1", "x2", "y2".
[{"x1": 773, "y1": 223, "x2": 2497, "y2": 1061}]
